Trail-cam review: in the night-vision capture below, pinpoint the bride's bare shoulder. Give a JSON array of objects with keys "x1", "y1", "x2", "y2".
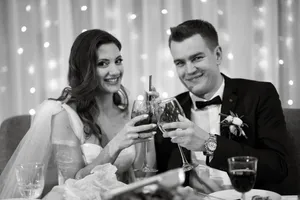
[{"x1": 51, "y1": 104, "x2": 78, "y2": 142}]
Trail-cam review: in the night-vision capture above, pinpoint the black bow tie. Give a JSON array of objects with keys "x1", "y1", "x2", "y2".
[{"x1": 195, "y1": 96, "x2": 222, "y2": 109}]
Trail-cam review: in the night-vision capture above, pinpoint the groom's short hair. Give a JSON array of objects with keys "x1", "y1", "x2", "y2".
[{"x1": 168, "y1": 19, "x2": 219, "y2": 52}]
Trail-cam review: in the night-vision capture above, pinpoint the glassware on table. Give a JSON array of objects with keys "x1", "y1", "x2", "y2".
[
  {"x1": 131, "y1": 99, "x2": 158, "y2": 173},
  {"x1": 54, "y1": 146, "x2": 74, "y2": 185},
  {"x1": 15, "y1": 163, "x2": 45, "y2": 199},
  {"x1": 227, "y1": 156, "x2": 258, "y2": 200},
  {"x1": 157, "y1": 97, "x2": 194, "y2": 172}
]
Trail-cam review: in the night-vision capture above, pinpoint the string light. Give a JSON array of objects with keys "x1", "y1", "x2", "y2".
[
  {"x1": 81, "y1": 5, "x2": 88, "y2": 11},
  {"x1": 140, "y1": 54, "x2": 148, "y2": 60},
  {"x1": 21, "y1": 26, "x2": 27, "y2": 32},
  {"x1": 258, "y1": 7, "x2": 265, "y2": 13},
  {"x1": 137, "y1": 95, "x2": 144, "y2": 101},
  {"x1": 44, "y1": 42, "x2": 50, "y2": 48},
  {"x1": 28, "y1": 65, "x2": 35, "y2": 74},
  {"x1": 128, "y1": 13, "x2": 137, "y2": 20},
  {"x1": 17, "y1": 48, "x2": 24, "y2": 55},
  {"x1": 48, "y1": 60, "x2": 57, "y2": 70},
  {"x1": 166, "y1": 29, "x2": 171, "y2": 35},
  {"x1": 44, "y1": 20, "x2": 51, "y2": 28},
  {"x1": 29, "y1": 109, "x2": 36, "y2": 115},
  {"x1": 288, "y1": 15, "x2": 293, "y2": 22},
  {"x1": 30, "y1": 87, "x2": 36, "y2": 94},
  {"x1": 286, "y1": 37, "x2": 292, "y2": 48},
  {"x1": 26, "y1": 5, "x2": 31, "y2": 12},
  {"x1": 167, "y1": 70, "x2": 175, "y2": 77},
  {"x1": 287, "y1": 99, "x2": 293, "y2": 105},
  {"x1": 259, "y1": 60, "x2": 268, "y2": 70},
  {"x1": 201, "y1": 0, "x2": 207, "y2": 2},
  {"x1": 140, "y1": 76, "x2": 147, "y2": 83},
  {"x1": 259, "y1": 46, "x2": 268, "y2": 56},
  {"x1": 227, "y1": 53, "x2": 234, "y2": 60},
  {"x1": 162, "y1": 92, "x2": 169, "y2": 98},
  {"x1": 289, "y1": 80, "x2": 294, "y2": 85},
  {"x1": 49, "y1": 79, "x2": 58, "y2": 90},
  {"x1": 217, "y1": 10, "x2": 223, "y2": 15},
  {"x1": 161, "y1": 9, "x2": 168, "y2": 14},
  {"x1": 278, "y1": 59, "x2": 284, "y2": 65}
]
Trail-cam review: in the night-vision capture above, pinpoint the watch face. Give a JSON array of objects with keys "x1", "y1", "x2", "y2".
[{"x1": 208, "y1": 141, "x2": 217, "y2": 151}]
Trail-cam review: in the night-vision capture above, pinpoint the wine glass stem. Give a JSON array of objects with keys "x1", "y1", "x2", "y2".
[
  {"x1": 142, "y1": 141, "x2": 148, "y2": 167},
  {"x1": 177, "y1": 144, "x2": 189, "y2": 164},
  {"x1": 241, "y1": 193, "x2": 246, "y2": 200}
]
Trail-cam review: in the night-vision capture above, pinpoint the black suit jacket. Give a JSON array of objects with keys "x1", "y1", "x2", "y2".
[{"x1": 155, "y1": 74, "x2": 288, "y2": 189}]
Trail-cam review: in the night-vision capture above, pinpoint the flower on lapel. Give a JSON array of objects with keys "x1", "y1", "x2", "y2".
[{"x1": 220, "y1": 111, "x2": 248, "y2": 139}]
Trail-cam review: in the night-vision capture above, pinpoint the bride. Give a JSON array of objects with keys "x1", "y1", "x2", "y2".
[{"x1": 0, "y1": 29, "x2": 157, "y2": 198}]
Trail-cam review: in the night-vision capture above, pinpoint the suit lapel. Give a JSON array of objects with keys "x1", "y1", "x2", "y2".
[{"x1": 220, "y1": 74, "x2": 238, "y2": 138}]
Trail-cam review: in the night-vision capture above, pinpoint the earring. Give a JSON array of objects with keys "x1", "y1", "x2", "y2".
[{"x1": 113, "y1": 88, "x2": 128, "y2": 110}]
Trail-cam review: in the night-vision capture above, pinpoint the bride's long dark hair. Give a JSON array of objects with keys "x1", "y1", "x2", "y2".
[{"x1": 52, "y1": 29, "x2": 128, "y2": 141}]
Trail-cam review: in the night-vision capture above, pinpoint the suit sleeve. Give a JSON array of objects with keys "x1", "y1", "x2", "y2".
[{"x1": 207, "y1": 83, "x2": 288, "y2": 185}]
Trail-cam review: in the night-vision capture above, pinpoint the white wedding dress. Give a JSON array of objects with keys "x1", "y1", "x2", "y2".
[
  {"x1": 0, "y1": 100, "x2": 136, "y2": 198},
  {"x1": 61, "y1": 101, "x2": 135, "y2": 166}
]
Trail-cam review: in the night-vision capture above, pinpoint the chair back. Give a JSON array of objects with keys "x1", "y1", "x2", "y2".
[
  {"x1": 266, "y1": 108, "x2": 300, "y2": 194},
  {"x1": 0, "y1": 115, "x2": 31, "y2": 174}
]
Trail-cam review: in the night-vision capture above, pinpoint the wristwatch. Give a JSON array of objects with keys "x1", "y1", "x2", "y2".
[{"x1": 204, "y1": 133, "x2": 217, "y2": 156}]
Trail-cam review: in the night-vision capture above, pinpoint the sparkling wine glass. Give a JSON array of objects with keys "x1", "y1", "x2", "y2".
[
  {"x1": 15, "y1": 163, "x2": 45, "y2": 199},
  {"x1": 157, "y1": 97, "x2": 194, "y2": 172},
  {"x1": 228, "y1": 156, "x2": 258, "y2": 200},
  {"x1": 131, "y1": 99, "x2": 158, "y2": 173}
]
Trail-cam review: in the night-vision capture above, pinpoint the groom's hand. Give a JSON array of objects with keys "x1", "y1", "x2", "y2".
[{"x1": 162, "y1": 115, "x2": 210, "y2": 151}]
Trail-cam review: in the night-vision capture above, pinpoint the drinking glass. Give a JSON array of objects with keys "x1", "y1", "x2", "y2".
[
  {"x1": 228, "y1": 156, "x2": 258, "y2": 200},
  {"x1": 157, "y1": 97, "x2": 194, "y2": 172},
  {"x1": 15, "y1": 163, "x2": 45, "y2": 199},
  {"x1": 131, "y1": 99, "x2": 158, "y2": 173}
]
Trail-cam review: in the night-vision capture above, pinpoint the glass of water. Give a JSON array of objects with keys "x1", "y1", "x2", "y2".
[{"x1": 15, "y1": 163, "x2": 45, "y2": 199}]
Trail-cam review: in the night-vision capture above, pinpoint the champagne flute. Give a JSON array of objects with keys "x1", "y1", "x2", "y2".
[
  {"x1": 15, "y1": 163, "x2": 45, "y2": 199},
  {"x1": 131, "y1": 99, "x2": 158, "y2": 173},
  {"x1": 228, "y1": 156, "x2": 258, "y2": 200},
  {"x1": 157, "y1": 97, "x2": 194, "y2": 172}
]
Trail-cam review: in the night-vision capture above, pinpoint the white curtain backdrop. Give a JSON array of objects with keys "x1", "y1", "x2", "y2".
[{"x1": 0, "y1": 0, "x2": 299, "y2": 124}]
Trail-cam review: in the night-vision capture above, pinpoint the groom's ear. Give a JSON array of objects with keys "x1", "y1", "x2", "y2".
[{"x1": 214, "y1": 46, "x2": 222, "y2": 65}]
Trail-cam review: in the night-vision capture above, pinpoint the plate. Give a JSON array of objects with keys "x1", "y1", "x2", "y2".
[{"x1": 208, "y1": 189, "x2": 281, "y2": 200}]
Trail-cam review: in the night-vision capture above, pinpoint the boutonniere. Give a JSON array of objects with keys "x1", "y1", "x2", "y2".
[{"x1": 220, "y1": 111, "x2": 248, "y2": 139}]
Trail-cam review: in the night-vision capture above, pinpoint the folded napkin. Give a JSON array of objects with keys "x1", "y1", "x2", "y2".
[{"x1": 43, "y1": 163, "x2": 126, "y2": 200}]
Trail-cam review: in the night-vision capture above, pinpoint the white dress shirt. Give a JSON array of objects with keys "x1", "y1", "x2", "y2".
[{"x1": 189, "y1": 79, "x2": 231, "y2": 186}]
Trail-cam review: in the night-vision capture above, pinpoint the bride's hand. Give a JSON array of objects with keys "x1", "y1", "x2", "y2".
[
  {"x1": 112, "y1": 114, "x2": 156, "y2": 150},
  {"x1": 147, "y1": 85, "x2": 160, "y2": 99},
  {"x1": 74, "y1": 114, "x2": 156, "y2": 180}
]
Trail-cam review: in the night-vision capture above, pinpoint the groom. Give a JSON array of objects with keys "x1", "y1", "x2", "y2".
[{"x1": 154, "y1": 19, "x2": 288, "y2": 191}]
